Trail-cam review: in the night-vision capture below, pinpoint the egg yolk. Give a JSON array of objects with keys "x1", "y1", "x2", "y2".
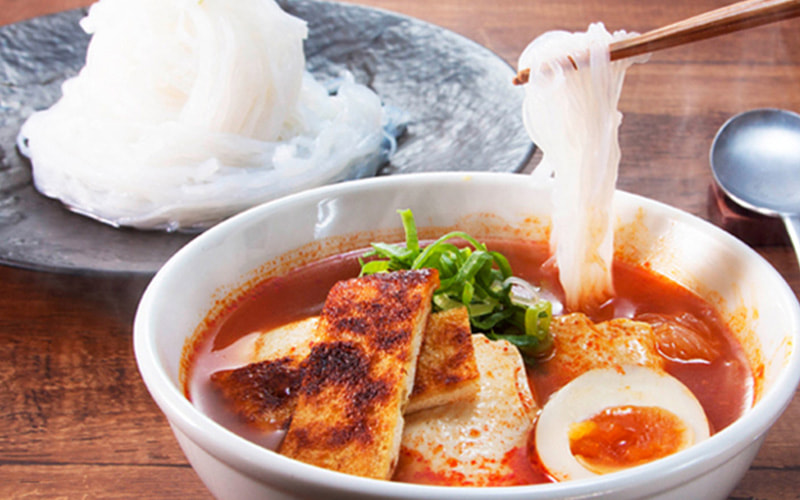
[{"x1": 568, "y1": 405, "x2": 689, "y2": 474}]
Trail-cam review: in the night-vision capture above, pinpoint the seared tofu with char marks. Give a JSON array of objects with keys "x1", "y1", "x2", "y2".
[{"x1": 279, "y1": 269, "x2": 439, "y2": 479}]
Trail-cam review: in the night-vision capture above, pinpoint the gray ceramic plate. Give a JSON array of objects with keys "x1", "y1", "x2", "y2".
[{"x1": 0, "y1": 0, "x2": 533, "y2": 275}]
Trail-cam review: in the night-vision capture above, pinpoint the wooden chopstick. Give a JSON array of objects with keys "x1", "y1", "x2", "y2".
[
  {"x1": 610, "y1": 0, "x2": 800, "y2": 61},
  {"x1": 513, "y1": 0, "x2": 800, "y2": 85}
]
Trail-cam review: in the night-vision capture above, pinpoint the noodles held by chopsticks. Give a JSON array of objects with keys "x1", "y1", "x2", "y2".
[{"x1": 518, "y1": 23, "x2": 648, "y2": 310}]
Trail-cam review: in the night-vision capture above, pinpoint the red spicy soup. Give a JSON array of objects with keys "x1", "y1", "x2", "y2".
[{"x1": 184, "y1": 238, "x2": 753, "y2": 484}]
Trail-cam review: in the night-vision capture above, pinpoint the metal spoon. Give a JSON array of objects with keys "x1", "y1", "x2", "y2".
[{"x1": 710, "y1": 108, "x2": 800, "y2": 264}]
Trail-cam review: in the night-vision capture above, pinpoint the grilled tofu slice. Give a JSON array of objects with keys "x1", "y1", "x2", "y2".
[
  {"x1": 209, "y1": 357, "x2": 303, "y2": 431},
  {"x1": 406, "y1": 307, "x2": 479, "y2": 414},
  {"x1": 279, "y1": 269, "x2": 439, "y2": 479},
  {"x1": 207, "y1": 317, "x2": 320, "y2": 431},
  {"x1": 394, "y1": 334, "x2": 539, "y2": 486},
  {"x1": 210, "y1": 305, "x2": 479, "y2": 432}
]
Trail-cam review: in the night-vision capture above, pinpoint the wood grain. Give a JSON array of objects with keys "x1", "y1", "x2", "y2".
[{"x1": 0, "y1": 0, "x2": 798, "y2": 498}]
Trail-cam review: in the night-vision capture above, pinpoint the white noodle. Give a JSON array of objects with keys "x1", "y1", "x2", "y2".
[
  {"x1": 518, "y1": 23, "x2": 647, "y2": 310},
  {"x1": 17, "y1": 0, "x2": 388, "y2": 231}
]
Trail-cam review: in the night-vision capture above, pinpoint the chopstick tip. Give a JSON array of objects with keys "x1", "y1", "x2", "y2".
[{"x1": 512, "y1": 68, "x2": 530, "y2": 85}]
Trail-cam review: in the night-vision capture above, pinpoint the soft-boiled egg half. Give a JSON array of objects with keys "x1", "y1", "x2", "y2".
[{"x1": 534, "y1": 365, "x2": 710, "y2": 481}]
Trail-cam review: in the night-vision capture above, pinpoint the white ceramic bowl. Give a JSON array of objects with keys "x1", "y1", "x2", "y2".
[{"x1": 134, "y1": 172, "x2": 800, "y2": 500}]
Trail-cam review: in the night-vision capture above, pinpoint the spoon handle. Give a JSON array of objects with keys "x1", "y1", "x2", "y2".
[
  {"x1": 781, "y1": 214, "x2": 800, "y2": 268},
  {"x1": 610, "y1": 0, "x2": 800, "y2": 61}
]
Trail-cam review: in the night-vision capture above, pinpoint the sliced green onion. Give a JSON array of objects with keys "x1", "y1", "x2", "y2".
[{"x1": 360, "y1": 209, "x2": 554, "y2": 363}]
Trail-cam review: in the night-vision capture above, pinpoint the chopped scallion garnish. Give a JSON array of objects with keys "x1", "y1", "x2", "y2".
[{"x1": 359, "y1": 209, "x2": 553, "y2": 363}]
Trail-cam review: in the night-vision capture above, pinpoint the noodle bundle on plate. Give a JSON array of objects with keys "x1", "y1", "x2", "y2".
[
  {"x1": 18, "y1": 0, "x2": 393, "y2": 231},
  {"x1": 518, "y1": 23, "x2": 648, "y2": 310}
]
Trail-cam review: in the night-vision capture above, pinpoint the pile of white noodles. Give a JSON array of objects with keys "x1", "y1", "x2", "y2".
[
  {"x1": 18, "y1": 0, "x2": 389, "y2": 231},
  {"x1": 518, "y1": 23, "x2": 647, "y2": 310}
]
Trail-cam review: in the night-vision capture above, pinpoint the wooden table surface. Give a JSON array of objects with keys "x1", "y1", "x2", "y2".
[{"x1": 1, "y1": 0, "x2": 799, "y2": 498}]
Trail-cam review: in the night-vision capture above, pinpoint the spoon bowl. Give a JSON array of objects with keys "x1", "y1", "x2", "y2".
[{"x1": 710, "y1": 108, "x2": 800, "y2": 262}]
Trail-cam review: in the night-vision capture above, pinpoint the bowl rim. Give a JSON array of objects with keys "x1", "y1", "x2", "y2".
[{"x1": 134, "y1": 171, "x2": 800, "y2": 498}]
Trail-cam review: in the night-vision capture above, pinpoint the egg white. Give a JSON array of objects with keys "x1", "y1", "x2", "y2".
[{"x1": 534, "y1": 365, "x2": 710, "y2": 481}]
